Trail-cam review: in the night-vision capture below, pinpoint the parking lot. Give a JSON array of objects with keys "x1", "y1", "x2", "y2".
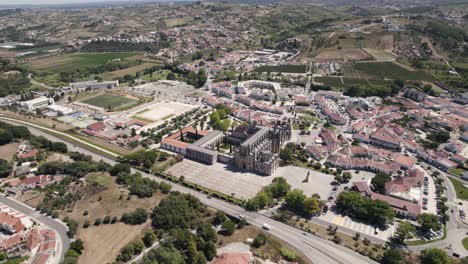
[
  {"x1": 420, "y1": 167, "x2": 437, "y2": 215},
  {"x1": 166, "y1": 160, "x2": 337, "y2": 200}
]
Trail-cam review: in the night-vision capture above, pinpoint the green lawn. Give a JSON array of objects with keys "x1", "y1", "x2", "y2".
[
  {"x1": 81, "y1": 94, "x2": 135, "y2": 109},
  {"x1": 353, "y1": 61, "x2": 433, "y2": 81},
  {"x1": 448, "y1": 168, "x2": 466, "y2": 177},
  {"x1": 28, "y1": 52, "x2": 140, "y2": 72},
  {"x1": 85, "y1": 173, "x2": 112, "y2": 188},
  {"x1": 463, "y1": 237, "x2": 468, "y2": 250},
  {"x1": 449, "y1": 178, "x2": 468, "y2": 201}
]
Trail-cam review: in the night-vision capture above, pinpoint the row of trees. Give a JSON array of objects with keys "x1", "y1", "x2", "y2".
[{"x1": 81, "y1": 40, "x2": 160, "y2": 53}]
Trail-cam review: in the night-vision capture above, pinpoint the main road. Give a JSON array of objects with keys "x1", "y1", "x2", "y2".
[{"x1": 1, "y1": 117, "x2": 377, "y2": 264}]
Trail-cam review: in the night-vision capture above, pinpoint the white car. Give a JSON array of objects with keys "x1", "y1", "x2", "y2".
[
  {"x1": 263, "y1": 224, "x2": 272, "y2": 230},
  {"x1": 239, "y1": 214, "x2": 245, "y2": 220}
]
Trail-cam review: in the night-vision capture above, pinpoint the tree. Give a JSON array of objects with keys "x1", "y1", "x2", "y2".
[
  {"x1": 132, "y1": 240, "x2": 145, "y2": 255},
  {"x1": 203, "y1": 241, "x2": 216, "y2": 261},
  {"x1": 371, "y1": 172, "x2": 391, "y2": 194},
  {"x1": 0, "y1": 159, "x2": 12, "y2": 178},
  {"x1": 266, "y1": 177, "x2": 291, "y2": 198},
  {"x1": 279, "y1": 145, "x2": 294, "y2": 162},
  {"x1": 335, "y1": 191, "x2": 395, "y2": 226},
  {"x1": 117, "y1": 243, "x2": 135, "y2": 262},
  {"x1": 392, "y1": 221, "x2": 415, "y2": 244},
  {"x1": 186, "y1": 71, "x2": 197, "y2": 86},
  {"x1": 221, "y1": 220, "x2": 236, "y2": 236},
  {"x1": 303, "y1": 197, "x2": 322, "y2": 216},
  {"x1": 194, "y1": 251, "x2": 207, "y2": 264},
  {"x1": 143, "y1": 230, "x2": 158, "y2": 247},
  {"x1": 252, "y1": 234, "x2": 267, "y2": 248},
  {"x1": 69, "y1": 239, "x2": 84, "y2": 255},
  {"x1": 213, "y1": 211, "x2": 227, "y2": 225},
  {"x1": 381, "y1": 248, "x2": 403, "y2": 264},
  {"x1": 159, "y1": 182, "x2": 172, "y2": 194},
  {"x1": 167, "y1": 72, "x2": 176, "y2": 80},
  {"x1": 197, "y1": 223, "x2": 217, "y2": 242},
  {"x1": 419, "y1": 248, "x2": 450, "y2": 264},
  {"x1": 103, "y1": 215, "x2": 111, "y2": 224},
  {"x1": 152, "y1": 193, "x2": 204, "y2": 230},
  {"x1": 121, "y1": 208, "x2": 148, "y2": 225},
  {"x1": 417, "y1": 213, "x2": 441, "y2": 233},
  {"x1": 285, "y1": 189, "x2": 306, "y2": 213},
  {"x1": 196, "y1": 69, "x2": 207, "y2": 88},
  {"x1": 110, "y1": 163, "x2": 131, "y2": 176},
  {"x1": 153, "y1": 245, "x2": 185, "y2": 264}
]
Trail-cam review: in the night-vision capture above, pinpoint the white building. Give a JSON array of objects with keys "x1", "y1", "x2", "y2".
[{"x1": 20, "y1": 97, "x2": 54, "y2": 111}]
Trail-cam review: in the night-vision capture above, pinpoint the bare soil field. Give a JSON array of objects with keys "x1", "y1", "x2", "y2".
[
  {"x1": 363, "y1": 48, "x2": 396, "y2": 61},
  {"x1": 218, "y1": 225, "x2": 308, "y2": 263},
  {"x1": 421, "y1": 37, "x2": 442, "y2": 59},
  {"x1": 313, "y1": 49, "x2": 343, "y2": 62},
  {"x1": 342, "y1": 49, "x2": 372, "y2": 61},
  {"x1": 0, "y1": 142, "x2": 19, "y2": 162},
  {"x1": 17, "y1": 191, "x2": 44, "y2": 208},
  {"x1": 77, "y1": 222, "x2": 150, "y2": 264},
  {"x1": 60, "y1": 174, "x2": 163, "y2": 223},
  {"x1": 313, "y1": 48, "x2": 371, "y2": 62}
]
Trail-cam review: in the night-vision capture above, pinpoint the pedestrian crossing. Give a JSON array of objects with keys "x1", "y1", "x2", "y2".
[{"x1": 327, "y1": 214, "x2": 395, "y2": 240}]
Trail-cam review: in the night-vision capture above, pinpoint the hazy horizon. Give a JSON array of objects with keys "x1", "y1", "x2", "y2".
[{"x1": 0, "y1": 0, "x2": 179, "y2": 6}]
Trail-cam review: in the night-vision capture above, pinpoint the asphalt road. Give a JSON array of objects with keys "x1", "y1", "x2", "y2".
[
  {"x1": 0, "y1": 195, "x2": 69, "y2": 263},
  {"x1": 2, "y1": 119, "x2": 378, "y2": 264}
]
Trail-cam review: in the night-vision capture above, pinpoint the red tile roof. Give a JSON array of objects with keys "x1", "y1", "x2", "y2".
[
  {"x1": 0, "y1": 212, "x2": 25, "y2": 233},
  {"x1": 213, "y1": 253, "x2": 250, "y2": 264},
  {"x1": 87, "y1": 121, "x2": 106, "y2": 131}
]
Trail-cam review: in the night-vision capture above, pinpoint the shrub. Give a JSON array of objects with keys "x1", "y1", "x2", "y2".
[
  {"x1": 252, "y1": 234, "x2": 267, "y2": 248},
  {"x1": 280, "y1": 247, "x2": 296, "y2": 261}
]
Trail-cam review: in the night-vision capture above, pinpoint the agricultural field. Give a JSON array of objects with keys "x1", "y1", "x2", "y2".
[
  {"x1": 26, "y1": 52, "x2": 140, "y2": 72},
  {"x1": 99, "y1": 62, "x2": 157, "y2": 80},
  {"x1": 363, "y1": 48, "x2": 397, "y2": 61},
  {"x1": 315, "y1": 76, "x2": 390, "y2": 90},
  {"x1": 353, "y1": 61, "x2": 433, "y2": 81},
  {"x1": 255, "y1": 65, "x2": 307, "y2": 73},
  {"x1": 80, "y1": 93, "x2": 136, "y2": 109},
  {"x1": 313, "y1": 48, "x2": 371, "y2": 62}
]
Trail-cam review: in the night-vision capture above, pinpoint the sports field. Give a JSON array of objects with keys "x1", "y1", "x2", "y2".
[
  {"x1": 27, "y1": 52, "x2": 140, "y2": 72},
  {"x1": 135, "y1": 101, "x2": 196, "y2": 122},
  {"x1": 81, "y1": 94, "x2": 135, "y2": 109}
]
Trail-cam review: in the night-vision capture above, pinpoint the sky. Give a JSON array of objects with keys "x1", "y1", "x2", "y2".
[{"x1": 0, "y1": 0, "x2": 163, "y2": 5}]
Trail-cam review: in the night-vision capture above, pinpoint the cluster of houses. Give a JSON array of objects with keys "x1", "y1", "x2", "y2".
[
  {"x1": 292, "y1": 86, "x2": 467, "y2": 220},
  {"x1": 0, "y1": 204, "x2": 57, "y2": 264}
]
